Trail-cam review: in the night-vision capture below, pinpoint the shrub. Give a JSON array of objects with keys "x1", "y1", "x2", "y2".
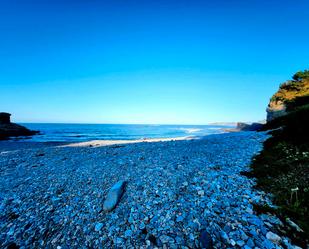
[{"x1": 292, "y1": 70, "x2": 309, "y2": 81}]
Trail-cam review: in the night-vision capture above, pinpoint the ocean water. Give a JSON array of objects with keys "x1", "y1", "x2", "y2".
[{"x1": 15, "y1": 123, "x2": 235, "y2": 142}]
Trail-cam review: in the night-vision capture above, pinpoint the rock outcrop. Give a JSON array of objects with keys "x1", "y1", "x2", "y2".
[
  {"x1": 224, "y1": 122, "x2": 264, "y2": 132},
  {"x1": 0, "y1": 112, "x2": 39, "y2": 140},
  {"x1": 0, "y1": 112, "x2": 11, "y2": 124},
  {"x1": 266, "y1": 100, "x2": 287, "y2": 122},
  {"x1": 236, "y1": 122, "x2": 264, "y2": 131},
  {"x1": 266, "y1": 70, "x2": 309, "y2": 122}
]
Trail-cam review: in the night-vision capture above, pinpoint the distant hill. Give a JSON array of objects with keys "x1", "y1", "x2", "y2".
[{"x1": 208, "y1": 122, "x2": 237, "y2": 126}]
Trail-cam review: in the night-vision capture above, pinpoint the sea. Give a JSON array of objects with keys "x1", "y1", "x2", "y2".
[{"x1": 14, "y1": 123, "x2": 235, "y2": 143}]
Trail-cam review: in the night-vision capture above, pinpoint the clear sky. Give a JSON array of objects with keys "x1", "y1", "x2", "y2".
[{"x1": 0, "y1": 0, "x2": 308, "y2": 124}]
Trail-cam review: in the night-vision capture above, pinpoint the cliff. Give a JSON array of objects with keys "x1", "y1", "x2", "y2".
[
  {"x1": 266, "y1": 70, "x2": 309, "y2": 122},
  {"x1": 0, "y1": 113, "x2": 39, "y2": 140},
  {"x1": 248, "y1": 70, "x2": 309, "y2": 246}
]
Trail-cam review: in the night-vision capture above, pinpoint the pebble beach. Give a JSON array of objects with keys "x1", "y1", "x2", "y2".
[{"x1": 0, "y1": 131, "x2": 300, "y2": 248}]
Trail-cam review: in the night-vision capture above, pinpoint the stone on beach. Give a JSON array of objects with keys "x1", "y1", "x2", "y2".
[
  {"x1": 199, "y1": 230, "x2": 213, "y2": 248},
  {"x1": 103, "y1": 180, "x2": 126, "y2": 211},
  {"x1": 94, "y1": 222, "x2": 103, "y2": 231},
  {"x1": 266, "y1": 231, "x2": 282, "y2": 245},
  {"x1": 286, "y1": 218, "x2": 304, "y2": 233},
  {"x1": 160, "y1": 235, "x2": 174, "y2": 244}
]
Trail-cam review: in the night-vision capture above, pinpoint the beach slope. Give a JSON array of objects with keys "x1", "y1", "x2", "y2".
[{"x1": 0, "y1": 131, "x2": 297, "y2": 248}]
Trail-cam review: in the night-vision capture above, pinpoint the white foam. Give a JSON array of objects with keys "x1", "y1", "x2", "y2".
[{"x1": 178, "y1": 128, "x2": 203, "y2": 134}]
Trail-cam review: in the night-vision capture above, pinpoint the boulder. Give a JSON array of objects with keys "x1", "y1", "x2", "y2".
[
  {"x1": 266, "y1": 231, "x2": 282, "y2": 245},
  {"x1": 103, "y1": 180, "x2": 126, "y2": 211}
]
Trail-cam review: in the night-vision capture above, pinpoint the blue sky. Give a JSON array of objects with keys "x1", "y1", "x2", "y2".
[{"x1": 0, "y1": 0, "x2": 308, "y2": 124}]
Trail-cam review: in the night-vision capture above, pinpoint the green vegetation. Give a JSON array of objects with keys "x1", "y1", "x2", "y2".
[
  {"x1": 292, "y1": 69, "x2": 309, "y2": 81},
  {"x1": 247, "y1": 70, "x2": 309, "y2": 246},
  {"x1": 270, "y1": 70, "x2": 309, "y2": 103}
]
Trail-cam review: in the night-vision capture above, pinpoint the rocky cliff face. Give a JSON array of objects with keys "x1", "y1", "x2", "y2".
[
  {"x1": 266, "y1": 70, "x2": 309, "y2": 122},
  {"x1": 253, "y1": 70, "x2": 309, "y2": 245},
  {"x1": 266, "y1": 100, "x2": 287, "y2": 122}
]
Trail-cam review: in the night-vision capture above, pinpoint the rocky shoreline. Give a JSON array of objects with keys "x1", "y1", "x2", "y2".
[{"x1": 0, "y1": 132, "x2": 302, "y2": 248}]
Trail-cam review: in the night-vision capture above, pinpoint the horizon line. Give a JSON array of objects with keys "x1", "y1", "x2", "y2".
[{"x1": 16, "y1": 121, "x2": 239, "y2": 126}]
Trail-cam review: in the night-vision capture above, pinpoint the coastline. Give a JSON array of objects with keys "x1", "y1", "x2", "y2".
[
  {"x1": 0, "y1": 141, "x2": 68, "y2": 153},
  {"x1": 62, "y1": 136, "x2": 196, "y2": 148},
  {"x1": 0, "y1": 136, "x2": 197, "y2": 152}
]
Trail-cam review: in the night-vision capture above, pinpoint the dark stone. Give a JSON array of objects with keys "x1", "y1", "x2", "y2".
[
  {"x1": 0, "y1": 112, "x2": 39, "y2": 140},
  {"x1": 199, "y1": 230, "x2": 213, "y2": 248},
  {"x1": 6, "y1": 242, "x2": 20, "y2": 249},
  {"x1": 148, "y1": 234, "x2": 157, "y2": 245},
  {"x1": 8, "y1": 212, "x2": 19, "y2": 220}
]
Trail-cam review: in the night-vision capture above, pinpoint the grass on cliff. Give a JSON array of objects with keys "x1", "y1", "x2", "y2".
[
  {"x1": 270, "y1": 70, "x2": 309, "y2": 103},
  {"x1": 246, "y1": 103, "x2": 309, "y2": 246}
]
